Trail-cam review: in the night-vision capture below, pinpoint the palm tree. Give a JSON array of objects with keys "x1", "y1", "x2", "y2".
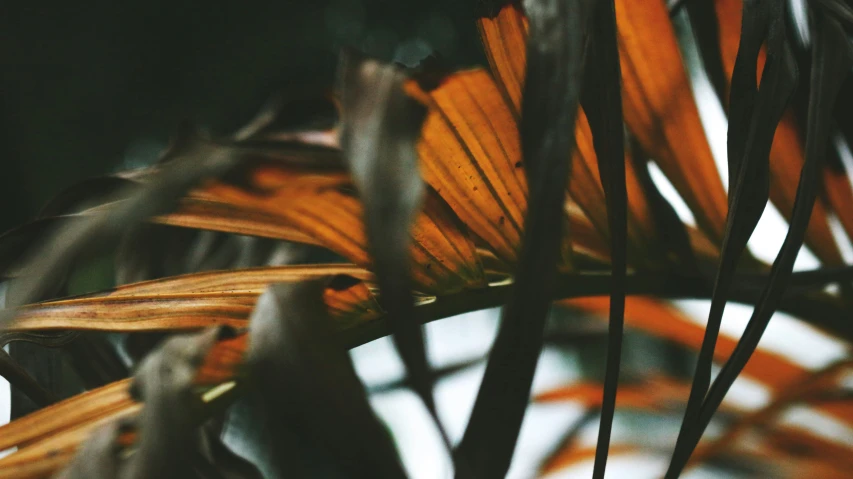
[{"x1": 1, "y1": 0, "x2": 853, "y2": 477}]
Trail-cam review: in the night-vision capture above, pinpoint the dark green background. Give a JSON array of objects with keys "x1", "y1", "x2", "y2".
[{"x1": 0, "y1": 0, "x2": 486, "y2": 232}]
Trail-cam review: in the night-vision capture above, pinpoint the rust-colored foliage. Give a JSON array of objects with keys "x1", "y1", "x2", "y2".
[{"x1": 1, "y1": 0, "x2": 853, "y2": 477}]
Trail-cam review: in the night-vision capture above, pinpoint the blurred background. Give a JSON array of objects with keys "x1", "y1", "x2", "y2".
[
  {"x1": 2, "y1": 1, "x2": 853, "y2": 477},
  {"x1": 0, "y1": 0, "x2": 484, "y2": 232}
]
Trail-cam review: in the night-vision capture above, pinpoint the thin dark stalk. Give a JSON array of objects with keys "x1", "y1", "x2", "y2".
[
  {"x1": 338, "y1": 267, "x2": 853, "y2": 349},
  {"x1": 22, "y1": 264, "x2": 846, "y2": 472},
  {"x1": 689, "y1": 359, "x2": 852, "y2": 468},
  {"x1": 582, "y1": 0, "x2": 627, "y2": 474},
  {"x1": 0, "y1": 348, "x2": 58, "y2": 408},
  {"x1": 667, "y1": 11, "x2": 853, "y2": 474}
]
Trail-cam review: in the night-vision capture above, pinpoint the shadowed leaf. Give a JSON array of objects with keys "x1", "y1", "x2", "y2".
[
  {"x1": 246, "y1": 281, "x2": 406, "y2": 478},
  {"x1": 629, "y1": 139, "x2": 700, "y2": 273},
  {"x1": 52, "y1": 421, "x2": 124, "y2": 479},
  {"x1": 580, "y1": 0, "x2": 628, "y2": 475},
  {"x1": 122, "y1": 328, "x2": 224, "y2": 479},
  {"x1": 714, "y1": 0, "x2": 848, "y2": 266},
  {"x1": 670, "y1": 0, "x2": 800, "y2": 472},
  {"x1": 0, "y1": 136, "x2": 245, "y2": 328},
  {"x1": 338, "y1": 52, "x2": 446, "y2": 439},
  {"x1": 671, "y1": 9, "x2": 853, "y2": 475},
  {"x1": 455, "y1": 0, "x2": 591, "y2": 476},
  {"x1": 0, "y1": 348, "x2": 58, "y2": 408},
  {"x1": 193, "y1": 418, "x2": 264, "y2": 479}
]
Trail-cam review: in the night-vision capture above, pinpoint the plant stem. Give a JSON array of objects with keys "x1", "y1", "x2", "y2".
[{"x1": 338, "y1": 269, "x2": 852, "y2": 348}]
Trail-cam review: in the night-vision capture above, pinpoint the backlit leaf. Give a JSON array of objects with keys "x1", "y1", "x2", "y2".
[
  {"x1": 7, "y1": 265, "x2": 380, "y2": 333},
  {"x1": 476, "y1": 1, "x2": 697, "y2": 263}
]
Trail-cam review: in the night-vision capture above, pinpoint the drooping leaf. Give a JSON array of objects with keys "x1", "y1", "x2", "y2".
[
  {"x1": 580, "y1": 0, "x2": 628, "y2": 475},
  {"x1": 122, "y1": 327, "x2": 225, "y2": 479},
  {"x1": 337, "y1": 52, "x2": 444, "y2": 436},
  {"x1": 671, "y1": 9, "x2": 853, "y2": 474},
  {"x1": 670, "y1": 0, "x2": 799, "y2": 472},
  {"x1": 455, "y1": 0, "x2": 591, "y2": 476},
  {"x1": 246, "y1": 281, "x2": 407, "y2": 478},
  {"x1": 714, "y1": 0, "x2": 849, "y2": 266},
  {"x1": 692, "y1": 359, "x2": 852, "y2": 468},
  {"x1": 0, "y1": 136, "x2": 245, "y2": 328}
]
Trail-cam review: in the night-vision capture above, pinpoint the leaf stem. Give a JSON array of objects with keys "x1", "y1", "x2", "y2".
[{"x1": 338, "y1": 268, "x2": 852, "y2": 348}]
